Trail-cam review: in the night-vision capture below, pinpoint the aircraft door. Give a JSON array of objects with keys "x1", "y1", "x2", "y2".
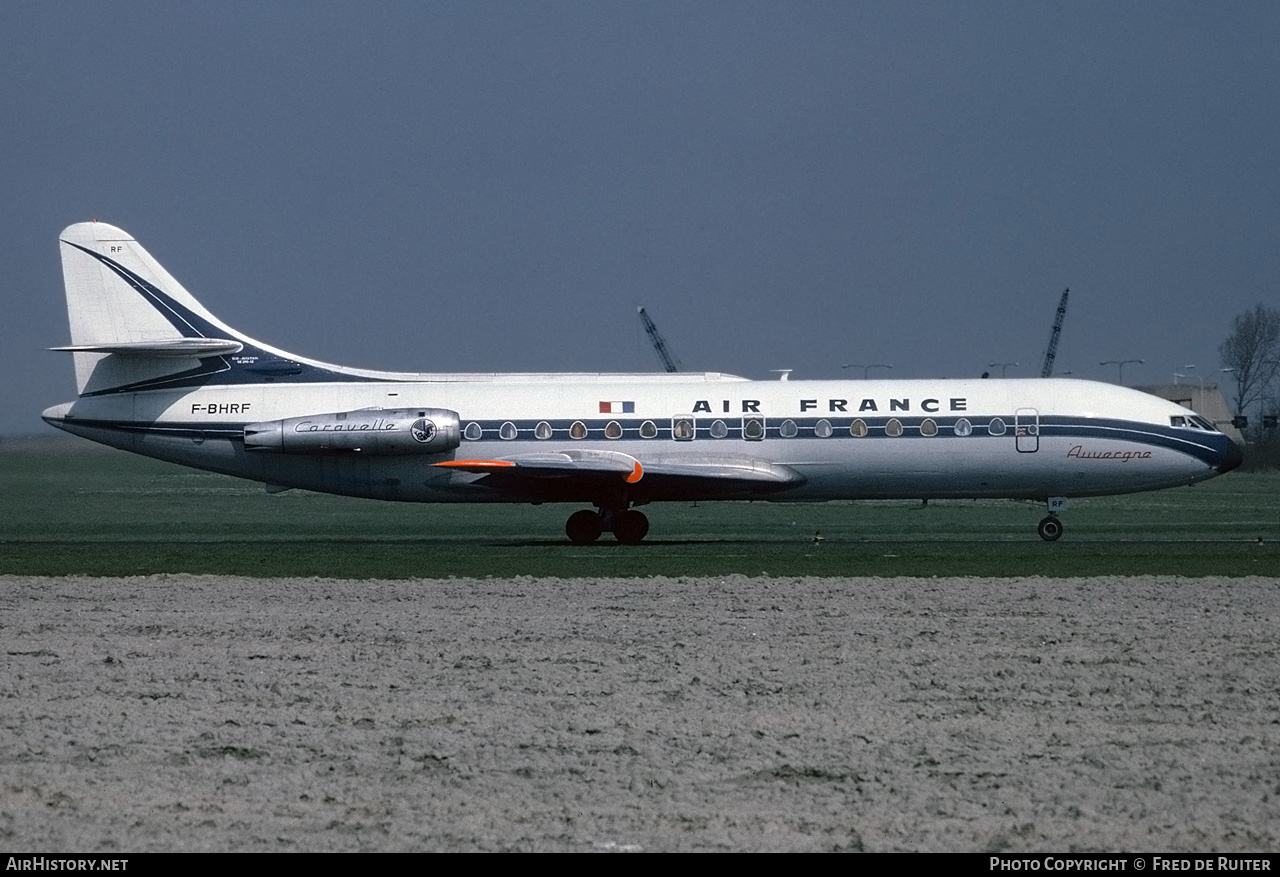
[{"x1": 1015, "y1": 408, "x2": 1039, "y2": 453}]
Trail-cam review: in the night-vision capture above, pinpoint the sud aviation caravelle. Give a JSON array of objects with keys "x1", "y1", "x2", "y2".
[{"x1": 44, "y1": 221, "x2": 1243, "y2": 544}]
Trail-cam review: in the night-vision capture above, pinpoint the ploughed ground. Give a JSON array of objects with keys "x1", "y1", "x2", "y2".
[{"x1": 2, "y1": 575, "x2": 1277, "y2": 852}]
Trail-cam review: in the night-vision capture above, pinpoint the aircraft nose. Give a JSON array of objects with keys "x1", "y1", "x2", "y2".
[{"x1": 1217, "y1": 437, "x2": 1244, "y2": 473}]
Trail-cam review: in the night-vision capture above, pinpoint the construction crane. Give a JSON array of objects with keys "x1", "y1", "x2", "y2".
[
  {"x1": 1040, "y1": 288, "x2": 1069, "y2": 378},
  {"x1": 637, "y1": 306, "x2": 681, "y2": 373}
]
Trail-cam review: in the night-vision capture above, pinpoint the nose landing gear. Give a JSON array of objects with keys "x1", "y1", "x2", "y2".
[
  {"x1": 565, "y1": 507, "x2": 650, "y2": 544},
  {"x1": 1037, "y1": 496, "x2": 1067, "y2": 541},
  {"x1": 1037, "y1": 515, "x2": 1063, "y2": 542}
]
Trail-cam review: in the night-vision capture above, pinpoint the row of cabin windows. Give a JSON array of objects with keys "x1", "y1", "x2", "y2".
[{"x1": 462, "y1": 416, "x2": 1014, "y2": 441}]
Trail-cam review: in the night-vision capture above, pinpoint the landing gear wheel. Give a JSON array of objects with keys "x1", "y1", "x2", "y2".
[
  {"x1": 1037, "y1": 515, "x2": 1063, "y2": 542},
  {"x1": 611, "y1": 509, "x2": 650, "y2": 544},
  {"x1": 566, "y1": 510, "x2": 604, "y2": 544}
]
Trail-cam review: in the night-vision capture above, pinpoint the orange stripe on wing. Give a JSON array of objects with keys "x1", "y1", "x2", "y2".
[
  {"x1": 626, "y1": 461, "x2": 644, "y2": 483},
  {"x1": 433, "y1": 459, "x2": 517, "y2": 469}
]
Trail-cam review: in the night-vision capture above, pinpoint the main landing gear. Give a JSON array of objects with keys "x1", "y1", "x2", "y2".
[{"x1": 565, "y1": 507, "x2": 650, "y2": 545}]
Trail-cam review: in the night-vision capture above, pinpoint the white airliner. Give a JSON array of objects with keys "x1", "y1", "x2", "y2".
[{"x1": 43, "y1": 221, "x2": 1242, "y2": 544}]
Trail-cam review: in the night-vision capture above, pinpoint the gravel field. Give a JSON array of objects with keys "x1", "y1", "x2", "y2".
[{"x1": 2, "y1": 574, "x2": 1278, "y2": 853}]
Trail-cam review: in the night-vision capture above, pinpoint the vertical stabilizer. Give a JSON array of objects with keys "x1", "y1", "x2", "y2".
[{"x1": 58, "y1": 221, "x2": 246, "y2": 395}]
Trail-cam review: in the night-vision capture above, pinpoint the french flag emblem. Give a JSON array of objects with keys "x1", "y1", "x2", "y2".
[{"x1": 599, "y1": 401, "x2": 635, "y2": 414}]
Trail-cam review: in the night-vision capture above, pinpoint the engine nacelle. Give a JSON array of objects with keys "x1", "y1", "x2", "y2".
[{"x1": 244, "y1": 407, "x2": 461, "y2": 455}]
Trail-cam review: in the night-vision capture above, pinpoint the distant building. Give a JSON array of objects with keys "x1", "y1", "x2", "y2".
[{"x1": 1134, "y1": 383, "x2": 1244, "y2": 444}]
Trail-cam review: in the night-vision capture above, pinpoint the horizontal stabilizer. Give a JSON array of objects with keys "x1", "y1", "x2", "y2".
[{"x1": 50, "y1": 338, "x2": 244, "y2": 358}]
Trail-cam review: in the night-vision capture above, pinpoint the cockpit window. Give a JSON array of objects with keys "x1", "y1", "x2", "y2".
[{"x1": 1171, "y1": 415, "x2": 1220, "y2": 432}]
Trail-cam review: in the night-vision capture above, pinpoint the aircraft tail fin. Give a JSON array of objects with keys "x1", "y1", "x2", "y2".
[
  {"x1": 56, "y1": 221, "x2": 251, "y2": 395},
  {"x1": 55, "y1": 221, "x2": 309, "y2": 396}
]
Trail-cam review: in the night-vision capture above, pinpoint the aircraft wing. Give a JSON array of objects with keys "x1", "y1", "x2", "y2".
[{"x1": 435, "y1": 449, "x2": 803, "y2": 501}]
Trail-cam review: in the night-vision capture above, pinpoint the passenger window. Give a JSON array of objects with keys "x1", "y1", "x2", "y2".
[
  {"x1": 639, "y1": 420, "x2": 658, "y2": 439},
  {"x1": 953, "y1": 418, "x2": 972, "y2": 437},
  {"x1": 885, "y1": 418, "x2": 903, "y2": 437},
  {"x1": 604, "y1": 421, "x2": 622, "y2": 439},
  {"x1": 710, "y1": 419, "x2": 728, "y2": 439},
  {"x1": 743, "y1": 416, "x2": 764, "y2": 441},
  {"x1": 570, "y1": 421, "x2": 587, "y2": 440},
  {"x1": 850, "y1": 419, "x2": 868, "y2": 437},
  {"x1": 1170, "y1": 416, "x2": 1187, "y2": 428},
  {"x1": 780, "y1": 419, "x2": 798, "y2": 438},
  {"x1": 499, "y1": 422, "x2": 518, "y2": 440},
  {"x1": 989, "y1": 417, "x2": 1007, "y2": 436},
  {"x1": 672, "y1": 417, "x2": 695, "y2": 441},
  {"x1": 920, "y1": 418, "x2": 938, "y2": 437},
  {"x1": 535, "y1": 421, "x2": 552, "y2": 440},
  {"x1": 463, "y1": 422, "x2": 482, "y2": 441},
  {"x1": 815, "y1": 419, "x2": 833, "y2": 438}
]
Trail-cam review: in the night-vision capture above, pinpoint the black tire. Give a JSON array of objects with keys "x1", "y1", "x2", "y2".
[
  {"x1": 566, "y1": 509, "x2": 604, "y2": 544},
  {"x1": 611, "y1": 509, "x2": 650, "y2": 544},
  {"x1": 1037, "y1": 515, "x2": 1063, "y2": 542}
]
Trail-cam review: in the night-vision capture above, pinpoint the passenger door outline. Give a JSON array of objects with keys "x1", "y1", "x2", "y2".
[{"x1": 1015, "y1": 407, "x2": 1039, "y2": 453}]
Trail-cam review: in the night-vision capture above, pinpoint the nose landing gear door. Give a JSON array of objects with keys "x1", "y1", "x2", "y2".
[{"x1": 1015, "y1": 408, "x2": 1040, "y2": 453}]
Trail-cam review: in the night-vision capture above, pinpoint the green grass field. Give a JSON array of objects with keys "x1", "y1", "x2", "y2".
[{"x1": 2, "y1": 437, "x2": 1277, "y2": 578}]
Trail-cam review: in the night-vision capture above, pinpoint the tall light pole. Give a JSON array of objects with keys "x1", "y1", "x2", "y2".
[
  {"x1": 1174, "y1": 364, "x2": 1195, "y2": 384},
  {"x1": 1101, "y1": 359, "x2": 1144, "y2": 385},
  {"x1": 1253, "y1": 361, "x2": 1279, "y2": 426},
  {"x1": 1206, "y1": 367, "x2": 1234, "y2": 389},
  {"x1": 987, "y1": 362, "x2": 1018, "y2": 378},
  {"x1": 841, "y1": 363, "x2": 893, "y2": 379}
]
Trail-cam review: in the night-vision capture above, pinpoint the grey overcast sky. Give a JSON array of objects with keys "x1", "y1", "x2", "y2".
[{"x1": 3, "y1": 1, "x2": 1278, "y2": 434}]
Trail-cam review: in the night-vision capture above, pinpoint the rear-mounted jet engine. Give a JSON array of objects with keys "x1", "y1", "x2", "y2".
[{"x1": 243, "y1": 408, "x2": 461, "y2": 455}]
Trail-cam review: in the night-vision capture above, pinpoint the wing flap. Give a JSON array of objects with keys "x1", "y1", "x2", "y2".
[
  {"x1": 436, "y1": 449, "x2": 642, "y2": 482},
  {"x1": 641, "y1": 456, "x2": 803, "y2": 485}
]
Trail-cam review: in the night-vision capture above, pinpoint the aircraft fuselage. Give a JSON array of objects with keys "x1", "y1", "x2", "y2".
[{"x1": 45, "y1": 374, "x2": 1237, "y2": 505}]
